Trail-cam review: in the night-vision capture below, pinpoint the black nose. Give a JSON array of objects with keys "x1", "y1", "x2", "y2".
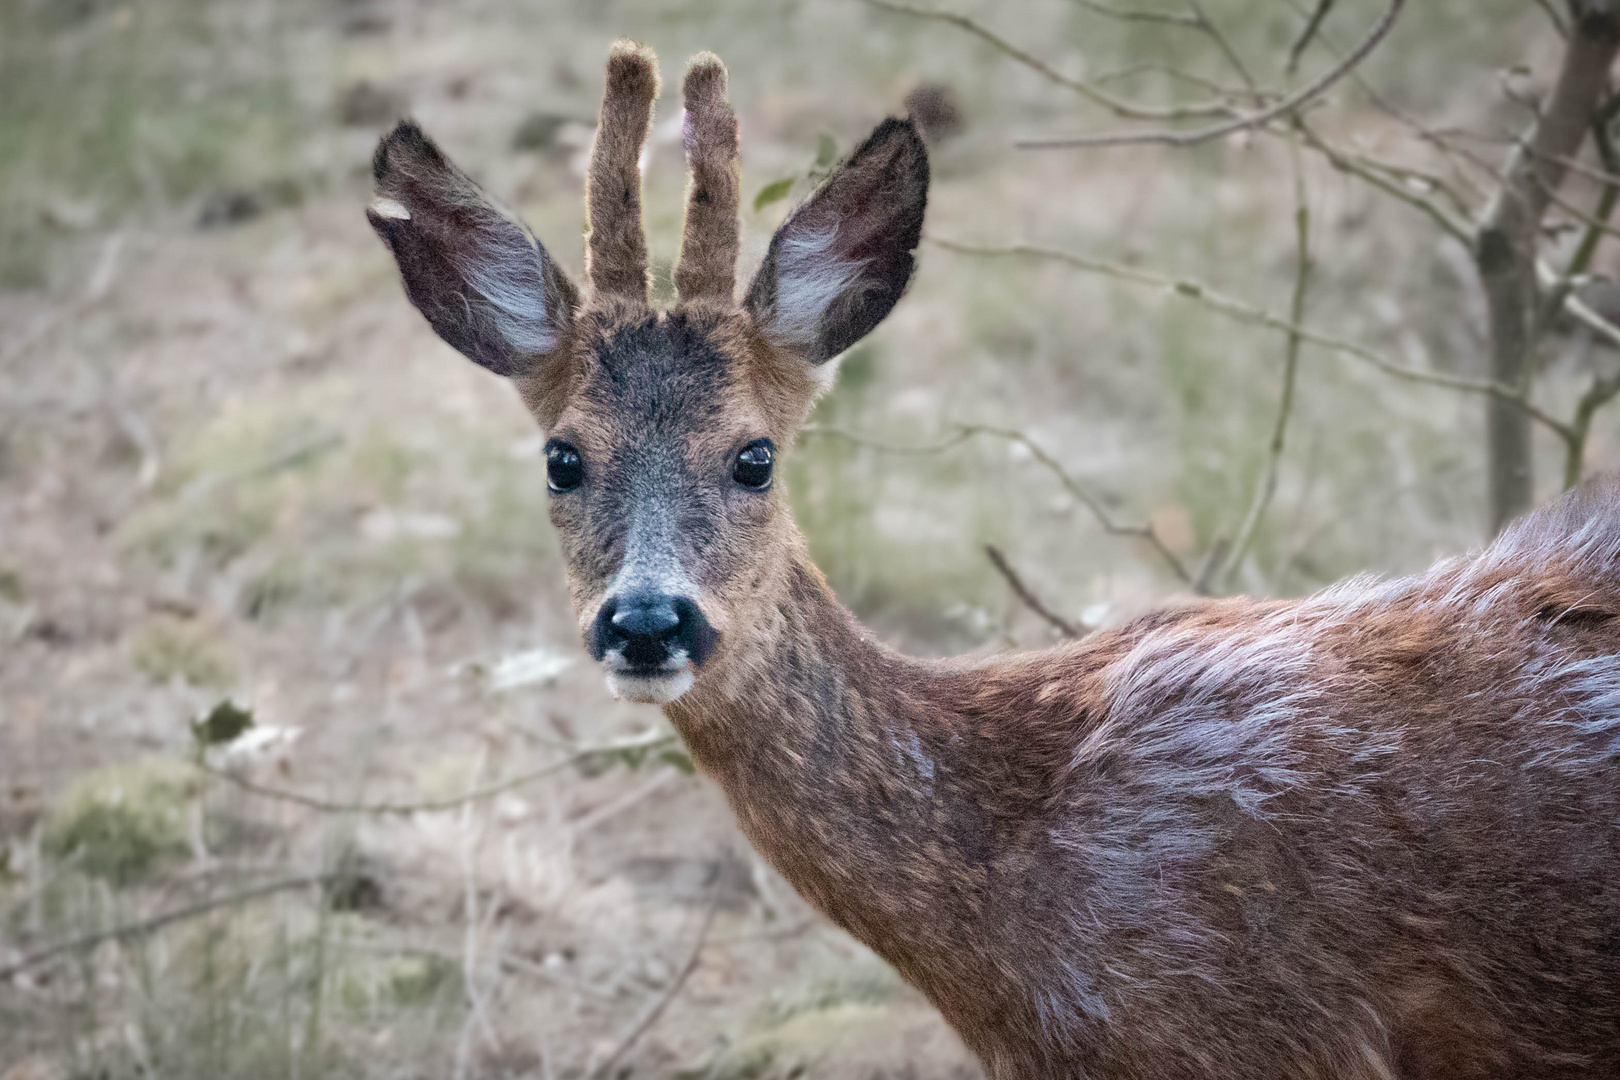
[{"x1": 590, "y1": 592, "x2": 717, "y2": 670}]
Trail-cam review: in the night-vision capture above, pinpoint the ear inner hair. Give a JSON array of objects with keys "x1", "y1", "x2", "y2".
[
  {"x1": 366, "y1": 120, "x2": 568, "y2": 378},
  {"x1": 743, "y1": 117, "x2": 928, "y2": 364}
]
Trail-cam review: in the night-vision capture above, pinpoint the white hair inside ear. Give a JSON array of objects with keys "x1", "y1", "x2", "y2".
[
  {"x1": 458, "y1": 226, "x2": 556, "y2": 356},
  {"x1": 762, "y1": 223, "x2": 866, "y2": 352},
  {"x1": 369, "y1": 197, "x2": 411, "y2": 220}
]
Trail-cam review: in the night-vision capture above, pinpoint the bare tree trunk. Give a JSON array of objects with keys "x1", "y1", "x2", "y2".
[{"x1": 1476, "y1": 0, "x2": 1620, "y2": 534}]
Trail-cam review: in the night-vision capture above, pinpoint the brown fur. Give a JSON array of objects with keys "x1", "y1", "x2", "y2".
[
  {"x1": 584, "y1": 39, "x2": 659, "y2": 302},
  {"x1": 674, "y1": 53, "x2": 741, "y2": 302},
  {"x1": 669, "y1": 489, "x2": 1620, "y2": 1079},
  {"x1": 369, "y1": 44, "x2": 1620, "y2": 1079}
]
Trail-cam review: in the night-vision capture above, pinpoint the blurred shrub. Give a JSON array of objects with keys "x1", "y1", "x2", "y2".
[
  {"x1": 0, "y1": 0, "x2": 325, "y2": 287},
  {"x1": 129, "y1": 617, "x2": 237, "y2": 687},
  {"x1": 43, "y1": 757, "x2": 199, "y2": 884}
]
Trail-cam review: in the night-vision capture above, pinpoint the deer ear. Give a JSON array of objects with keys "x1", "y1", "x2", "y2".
[
  {"x1": 368, "y1": 121, "x2": 577, "y2": 378},
  {"x1": 744, "y1": 118, "x2": 927, "y2": 364}
]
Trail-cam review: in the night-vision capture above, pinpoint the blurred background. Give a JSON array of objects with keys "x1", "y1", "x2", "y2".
[{"x1": 2, "y1": 0, "x2": 1616, "y2": 1077}]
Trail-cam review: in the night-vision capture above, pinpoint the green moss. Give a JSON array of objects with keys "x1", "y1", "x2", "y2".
[
  {"x1": 0, "y1": 565, "x2": 23, "y2": 603},
  {"x1": 129, "y1": 618, "x2": 236, "y2": 688},
  {"x1": 332, "y1": 951, "x2": 459, "y2": 1014},
  {"x1": 43, "y1": 758, "x2": 200, "y2": 884}
]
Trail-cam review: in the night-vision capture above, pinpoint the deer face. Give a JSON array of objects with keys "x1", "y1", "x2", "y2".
[
  {"x1": 368, "y1": 44, "x2": 926, "y2": 703},
  {"x1": 535, "y1": 305, "x2": 792, "y2": 703}
]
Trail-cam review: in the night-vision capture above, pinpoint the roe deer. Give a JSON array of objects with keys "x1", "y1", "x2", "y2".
[{"x1": 368, "y1": 41, "x2": 1620, "y2": 1080}]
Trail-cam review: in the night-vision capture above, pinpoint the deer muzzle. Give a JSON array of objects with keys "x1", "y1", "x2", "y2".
[{"x1": 589, "y1": 591, "x2": 717, "y2": 703}]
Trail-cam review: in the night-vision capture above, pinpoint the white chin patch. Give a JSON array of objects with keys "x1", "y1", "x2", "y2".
[{"x1": 605, "y1": 666, "x2": 696, "y2": 704}]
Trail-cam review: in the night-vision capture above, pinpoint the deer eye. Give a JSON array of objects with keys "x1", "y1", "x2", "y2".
[
  {"x1": 545, "y1": 440, "x2": 584, "y2": 493},
  {"x1": 733, "y1": 439, "x2": 774, "y2": 489}
]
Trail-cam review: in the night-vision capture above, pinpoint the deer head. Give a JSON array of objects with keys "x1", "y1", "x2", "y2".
[{"x1": 368, "y1": 42, "x2": 928, "y2": 704}]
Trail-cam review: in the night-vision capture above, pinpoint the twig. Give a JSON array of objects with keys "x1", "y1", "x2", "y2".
[
  {"x1": 984, "y1": 544, "x2": 1084, "y2": 637},
  {"x1": 195, "y1": 729, "x2": 677, "y2": 815},
  {"x1": 1287, "y1": 0, "x2": 1337, "y2": 73},
  {"x1": 1017, "y1": 0, "x2": 1406, "y2": 148},
  {"x1": 1524, "y1": 147, "x2": 1620, "y2": 190},
  {"x1": 1183, "y1": 0, "x2": 1258, "y2": 96},
  {"x1": 587, "y1": 873, "x2": 722, "y2": 1080},
  {"x1": 1191, "y1": 536, "x2": 1231, "y2": 595},
  {"x1": 1538, "y1": 108, "x2": 1620, "y2": 332},
  {"x1": 1220, "y1": 129, "x2": 1311, "y2": 589},
  {"x1": 860, "y1": 0, "x2": 1235, "y2": 121},
  {"x1": 1540, "y1": 257, "x2": 1620, "y2": 350},
  {"x1": 1071, "y1": 0, "x2": 1201, "y2": 27},
  {"x1": 570, "y1": 769, "x2": 682, "y2": 836},
  {"x1": 1564, "y1": 366, "x2": 1620, "y2": 488},
  {"x1": 1277, "y1": 0, "x2": 1497, "y2": 200},
  {"x1": 1539, "y1": 180, "x2": 1620, "y2": 245},
  {"x1": 803, "y1": 422, "x2": 1195, "y2": 583},
  {"x1": 930, "y1": 237, "x2": 1573, "y2": 439},
  {"x1": 1294, "y1": 119, "x2": 1474, "y2": 243},
  {"x1": 1090, "y1": 62, "x2": 1250, "y2": 98},
  {"x1": 1533, "y1": 0, "x2": 1571, "y2": 40},
  {"x1": 453, "y1": 749, "x2": 498, "y2": 1080},
  {"x1": 1532, "y1": 254, "x2": 1620, "y2": 489},
  {"x1": 0, "y1": 874, "x2": 327, "y2": 981}
]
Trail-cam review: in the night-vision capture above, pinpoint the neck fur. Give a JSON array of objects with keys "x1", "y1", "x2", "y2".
[
  {"x1": 667, "y1": 554, "x2": 937, "y2": 929},
  {"x1": 664, "y1": 539, "x2": 1086, "y2": 1026}
]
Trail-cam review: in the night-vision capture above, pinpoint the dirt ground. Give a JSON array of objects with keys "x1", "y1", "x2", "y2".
[{"x1": 2, "y1": 0, "x2": 1614, "y2": 1077}]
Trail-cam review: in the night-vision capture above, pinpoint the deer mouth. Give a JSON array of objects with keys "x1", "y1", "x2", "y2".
[
  {"x1": 588, "y1": 592, "x2": 717, "y2": 704},
  {"x1": 602, "y1": 656, "x2": 697, "y2": 704}
]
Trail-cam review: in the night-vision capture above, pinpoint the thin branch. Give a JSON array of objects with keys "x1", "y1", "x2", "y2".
[
  {"x1": 1071, "y1": 0, "x2": 1201, "y2": 27},
  {"x1": 1090, "y1": 62, "x2": 1251, "y2": 98},
  {"x1": 1017, "y1": 0, "x2": 1407, "y2": 148},
  {"x1": 1528, "y1": 147, "x2": 1620, "y2": 189},
  {"x1": 0, "y1": 874, "x2": 327, "y2": 981},
  {"x1": 1220, "y1": 129, "x2": 1311, "y2": 588},
  {"x1": 1539, "y1": 112, "x2": 1620, "y2": 332},
  {"x1": 1191, "y1": 536, "x2": 1231, "y2": 595},
  {"x1": 860, "y1": 0, "x2": 1235, "y2": 121},
  {"x1": 984, "y1": 544, "x2": 1084, "y2": 637},
  {"x1": 1533, "y1": 0, "x2": 1571, "y2": 40},
  {"x1": 1183, "y1": 0, "x2": 1258, "y2": 96},
  {"x1": 803, "y1": 422, "x2": 1195, "y2": 582},
  {"x1": 1540, "y1": 180, "x2": 1620, "y2": 244},
  {"x1": 1291, "y1": 115, "x2": 1477, "y2": 220},
  {"x1": 1539, "y1": 258, "x2": 1620, "y2": 350},
  {"x1": 1294, "y1": 120, "x2": 1474, "y2": 243},
  {"x1": 1287, "y1": 0, "x2": 1337, "y2": 73},
  {"x1": 587, "y1": 874, "x2": 721, "y2": 1080},
  {"x1": 1534, "y1": 253, "x2": 1620, "y2": 488},
  {"x1": 196, "y1": 729, "x2": 676, "y2": 815},
  {"x1": 1571, "y1": 105, "x2": 1620, "y2": 272},
  {"x1": 1565, "y1": 366, "x2": 1620, "y2": 488},
  {"x1": 1277, "y1": 0, "x2": 1500, "y2": 200},
  {"x1": 451, "y1": 760, "x2": 495, "y2": 1080},
  {"x1": 930, "y1": 237, "x2": 1574, "y2": 438}
]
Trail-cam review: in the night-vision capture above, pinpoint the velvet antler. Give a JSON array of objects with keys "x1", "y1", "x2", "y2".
[
  {"x1": 674, "y1": 53, "x2": 741, "y2": 303},
  {"x1": 585, "y1": 40, "x2": 660, "y2": 302}
]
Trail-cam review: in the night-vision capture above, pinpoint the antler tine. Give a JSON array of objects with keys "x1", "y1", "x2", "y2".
[
  {"x1": 585, "y1": 40, "x2": 660, "y2": 302},
  {"x1": 674, "y1": 53, "x2": 740, "y2": 304}
]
